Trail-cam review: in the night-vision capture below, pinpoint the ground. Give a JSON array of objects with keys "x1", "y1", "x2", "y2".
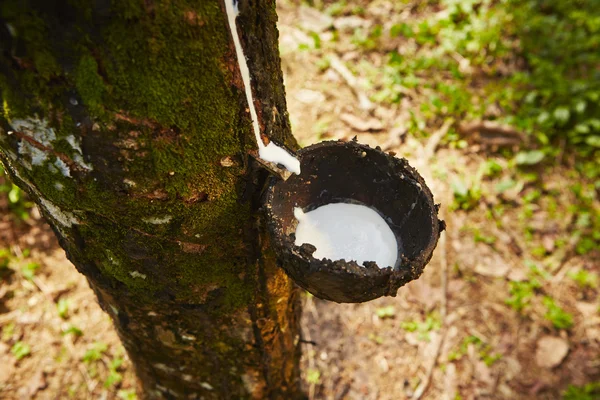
[{"x1": 1, "y1": 1, "x2": 599, "y2": 399}]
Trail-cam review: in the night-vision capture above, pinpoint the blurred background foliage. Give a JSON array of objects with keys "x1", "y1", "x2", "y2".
[{"x1": 319, "y1": 0, "x2": 600, "y2": 174}]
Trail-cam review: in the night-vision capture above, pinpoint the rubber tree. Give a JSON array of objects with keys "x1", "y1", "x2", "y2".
[{"x1": 0, "y1": 0, "x2": 304, "y2": 398}]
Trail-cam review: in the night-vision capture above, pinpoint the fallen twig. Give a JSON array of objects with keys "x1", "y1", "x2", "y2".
[
  {"x1": 328, "y1": 54, "x2": 374, "y2": 112},
  {"x1": 458, "y1": 120, "x2": 525, "y2": 147},
  {"x1": 412, "y1": 230, "x2": 448, "y2": 400},
  {"x1": 421, "y1": 119, "x2": 455, "y2": 162}
]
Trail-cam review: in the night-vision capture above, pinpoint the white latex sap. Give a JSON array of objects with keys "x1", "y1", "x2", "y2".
[
  {"x1": 224, "y1": 0, "x2": 301, "y2": 174},
  {"x1": 294, "y1": 204, "x2": 398, "y2": 268}
]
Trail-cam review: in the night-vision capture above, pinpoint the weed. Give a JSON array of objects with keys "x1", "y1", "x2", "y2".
[
  {"x1": 11, "y1": 341, "x2": 31, "y2": 360},
  {"x1": 568, "y1": 269, "x2": 599, "y2": 289},
  {"x1": 400, "y1": 313, "x2": 441, "y2": 341},
  {"x1": 105, "y1": 356, "x2": 124, "y2": 388},
  {"x1": 82, "y1": 342, "x2": 108, "y2": 363},
  {"x1": 375, "y1": 305, "x2": 396, "y2": 319},
  {"x1": 472, "y1": 228, "x2": 496, "y2": 245},
  {"x1": 57, "y1": 298, "x2": 70, "y2": 319},
  {"x1": 117, "y1": 389, "x2": 138, "y2": 400},
  {"x1": 368, "y1": 333, "x2": 384, "y2": 345},
  {"x1": 306, "y1": 368, "x2": 321, "y2": 384},
  {"x1": 451, "y1": 179, "x2": 481, "y2": 211},
  {"x1": 448, "y1": 335, "x2": 502, "y2": 366},
  {"x1": 563, "y1": 382, "x2": 600, "y2": 400},
  {"x1": 2, "y1": 322, "x2": 15, "y2": 341},
  {"x1": 21, "y1": 262, "x2": 40, "y2": 281},
  {"x1": 543, "y1": 297, "x2": 574, "y2": 330},
  {"x1": 62, "y1": 325, "x2": 83, "y2": 337},
  {"x1": 505, "y1": 280, "x2": 540, "y2": 313},
  {"x1": 0, "y1": 165, "x2": 34, "y2": 220}
]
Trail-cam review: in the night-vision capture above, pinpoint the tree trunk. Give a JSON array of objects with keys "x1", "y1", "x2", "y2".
[{"x1": 0, "y1": 1, "x2": 303, "y2": 398}]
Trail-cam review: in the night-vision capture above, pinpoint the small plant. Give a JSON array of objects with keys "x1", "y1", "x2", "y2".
[
  {"x1": 0, "y1": 248, "x2": 12, "y2": 279},
  {"x1": 0, "y1": 248, "x2": 10, "y2": 269},
  {"x1": 117, "y1": 389, "x2": 138, "y2": 400},
  {"x1": 515, "y1": 150, "x2": 545, "y2": 166},
  {"x1": 62, "y1": 325, "x2": 83, "y2": 337},
  {"x1": 11, "y1": 341, "x2": 31, "y2": 360},
  {"x1": 57, "y1": 298, "x2": 70, "y2": 319},
  {"x1": 472, "y1": 228, "x2": 496, "y2": 245},
  {"x1": 568, "y1": 269, "x2": 599, "y2": 289},
  {"x1": 448, "y1": 335, "x2": 502, "y2": 366},
  {"x1": 0, "y1": 164, "x2": 34, "y2": 220},
  {"x1": 400, "y1": 314, "x2": 441, "y2": 341},
  {"x1": 82, "y1": 342, "x2": 108, "y2": 363},
  {"x1": 105, "y1": 356, "x2": 124, "y2": 388},
  {"x1": 451, "y1": 179, "x2": 482, "y2": 211},
  {"x1": 563, "y1": 382, "x2": 600, "y2": 400},
  {"x1": 375, "y1": 305, "x2": 396, "y2": 319},
  {"x1": 2, "y1": 322, "x2": 15, "y2": 341},
  {"x1": 505, "y1": 280, "x2": 540, "y2": 313},
  {"x1": 482, "y1": 159, "x2": 503, "y2": 178},
  {"x1": 368, "y1": 333, "x2": 384, "y2": 345},
  {"x1": 306, "y1": 368, "x2": 321, "y2": 384},
  {"x1": 543, "y1": 297, "x2": 574, "y2": 330},
  {"x1": 21, "y1": 262, "x2": 40, "y2": 280}
]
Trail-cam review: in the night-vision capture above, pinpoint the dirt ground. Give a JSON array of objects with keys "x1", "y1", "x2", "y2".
[{"x1": 1, "y1": 1, "x2": 599, "y2": 399}]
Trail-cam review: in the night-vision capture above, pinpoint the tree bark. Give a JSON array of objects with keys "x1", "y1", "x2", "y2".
[{"x1": 0, "y1": 1, "x2": 303, "y2": 398}]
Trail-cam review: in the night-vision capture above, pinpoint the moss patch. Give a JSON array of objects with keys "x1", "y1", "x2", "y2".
[{"x1": 74, "y1": 54, "x2": 105, "y2": 116}]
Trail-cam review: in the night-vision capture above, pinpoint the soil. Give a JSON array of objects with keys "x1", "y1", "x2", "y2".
[{"x1": 1, "y1": 2, "x2": 598, "y2": 399}]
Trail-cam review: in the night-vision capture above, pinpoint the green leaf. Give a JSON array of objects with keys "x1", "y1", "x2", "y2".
[
  {"x1": 21, "y1": 262, "x2": 40, "y2": 280},
  {"x1": 306, "y1": 368, "x2": 321, "y2": 384},
  {"x1": 8, "y1": 185, "x2": 21, "y2": 204},
  {"x1": 62, "y1": 325, "x2": 83, "y2": 337},
  {"x1": 585, "y1": 135, "x2": 600, "y2": 147},
  {"x1": 375, "y1": 305, "x2": 396, "y2": 319},
  {"x1": 515, "y1": 150, "x2": 545, "y2": 165},
  {"x1": 57, "y1": 298, "x2": 70, "y2": 319},
  {"x1": 543, "y1": 297, "x2": 574, "y2": 330},
  {"x1": 308, "y1": 32, "x2": 321, "y2": 49},
  {"x1": 11, "y1": 341, "x2": 31, "y2": 360},
  {"x1": 553, "y1": 107, "x2": 570, "y2": 125},
  {"x1": 390, "y1": 23, "x2": 413, "y2": 38},
  {"x1": 82, "y1": 342, "x2": 108, "y2": 363},
  {"x1": 574, "y1": 100, "x2": 587, "y2": 114},
  {"x1": 451, "y1": 179, "x2": 468, "y2": 197},
  {"x1": 495, "y1": 179, "x2": 517, "y2": 193},
  {"x1": 117, "y1": 389, "x2": 138, "y2": 400}
]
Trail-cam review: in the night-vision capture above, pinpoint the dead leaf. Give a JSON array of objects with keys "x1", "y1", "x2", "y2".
[
  {"x1": 507, "y1": 268, "x2": 528, "y2": 282},
  {"x1": 474, "y1": 253, "x2": 510, "y2": 278},
  {"x1": 298, "y1": 6, "x2": 333, "y2": 33},
  {"x1": 18, "y1": 369, "x2": 47, "y2": 399},
  {"x1": 333, "y1": 16, "x2": 369, "y2": 31},
  {"x1": 295, "y1": 89, "x2": 325, "y2": 104},
  {"x1": 535, "y1": 336, "x2": 569, "y2": 368},
  {"x1": 340, "y1": 113, "x2": 383, "y2": 132},
  {"x1": 575, "y1": 302, "x2": 598, "y2": 319},
  {"x1": 0, "y1": 354, "x2": 14, "y2": 383},
  {"x1": 542, "y1": 235, "x2": 555, "y2": 253},
  {"x1": 406, "y1": 279, "x2": 440, "y2": 311}
]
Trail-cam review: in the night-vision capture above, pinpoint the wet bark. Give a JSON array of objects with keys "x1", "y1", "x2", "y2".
[{"x1": 0, "y1": 0, "x2": 303, "y2": 398}]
